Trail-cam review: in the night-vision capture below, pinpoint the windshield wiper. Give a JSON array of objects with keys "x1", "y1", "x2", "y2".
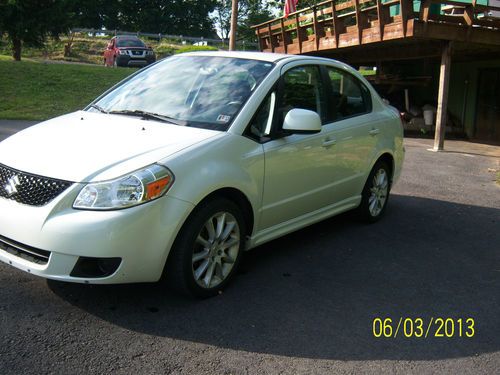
[
  {"x1": 89, "y1": 104, "x2": 109, "y2": 113},
  {"x1": 108, "y1": 109, "x2": 184, "y2": 125}
]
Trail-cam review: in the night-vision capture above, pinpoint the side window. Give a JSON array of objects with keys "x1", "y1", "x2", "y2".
[
  {"x1": 326, "y1": 67, "x2": 371, "y2": 121},
  {"x1": 246, "y1": 91, "x2": 275, "y2": 140},
  {"x1": 280, "y1": 65, "x2": 327, "y2": 123}
]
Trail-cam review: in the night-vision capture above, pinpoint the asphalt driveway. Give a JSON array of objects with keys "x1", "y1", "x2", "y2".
[{"x1": 0, "y1": 125, "x2": 498, "y2": 374}]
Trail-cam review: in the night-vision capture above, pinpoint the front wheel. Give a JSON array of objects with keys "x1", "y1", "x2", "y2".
[
  {"x1": 165, "y1": 198, "x2": 245, "y2": 298},
  {"x1": 356, "y1": 161, "x2": 391, "y2": 222}
]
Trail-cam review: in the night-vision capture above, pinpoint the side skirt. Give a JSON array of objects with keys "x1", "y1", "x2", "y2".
[{"x1": 245, "y1": 195, "x2": 361, "y2": 250}]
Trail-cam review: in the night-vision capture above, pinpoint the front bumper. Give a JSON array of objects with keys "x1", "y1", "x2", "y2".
[
  {"x1": 0, "y1": 184, "x2": 194, "y2": 284},
  {"x1": 116, "y1": 54, "x2": 155, "y2": 67}
]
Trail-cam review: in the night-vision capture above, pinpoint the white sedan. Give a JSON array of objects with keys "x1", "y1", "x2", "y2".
[{"x1": 0, "y1": 51, "x2": 403, "y2": 297}]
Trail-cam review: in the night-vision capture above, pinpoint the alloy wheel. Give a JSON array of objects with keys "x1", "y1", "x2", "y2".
[
  {"x1": 191, "y1": 212, "x2": 240, "y2": 289},
  {"x1": 368, "y1": 168, "x2": 389, "y2": 217}
]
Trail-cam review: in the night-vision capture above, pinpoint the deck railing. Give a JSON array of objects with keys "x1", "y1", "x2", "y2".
[{"x1": 252, "y1": 0, "x2": 500, "y2": 53}]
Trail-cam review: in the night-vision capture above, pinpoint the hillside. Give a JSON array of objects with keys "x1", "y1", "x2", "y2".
[
  {"x1": 0, "y1": 33, "x2": 219, "y2": 65},
  {"x1": 0, "y1": 59, "x2": 132, "y2": 120}
]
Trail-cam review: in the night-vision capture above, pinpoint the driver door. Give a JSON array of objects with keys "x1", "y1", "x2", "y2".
[{"x1": 259, "y1": 64, "x2": 338, "y2": 230}]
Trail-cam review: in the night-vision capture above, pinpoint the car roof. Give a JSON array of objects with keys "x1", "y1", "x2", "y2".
[
  {"x1": 116, "y1": 35, "x2": 141, "y2": 40},
  {"x1": 181, "y1": 51, "x2": 360, "y2": 75},
  {"x1": 180, "y1": 51, "x2": 319, "y2": 63}
]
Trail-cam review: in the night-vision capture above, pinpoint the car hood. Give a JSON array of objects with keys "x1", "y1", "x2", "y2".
[{"x1": 0, "y1": 111, "x2": 221, "y2": 182}]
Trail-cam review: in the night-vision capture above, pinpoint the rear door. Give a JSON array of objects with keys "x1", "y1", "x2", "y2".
[{"x1": 321, "y1": 65, "x2": 380, "y2": 200}]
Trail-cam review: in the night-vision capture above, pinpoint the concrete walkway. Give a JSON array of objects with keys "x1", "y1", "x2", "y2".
[{"x1": 404, "y1": 137, "x2": 500, "y2": 158}]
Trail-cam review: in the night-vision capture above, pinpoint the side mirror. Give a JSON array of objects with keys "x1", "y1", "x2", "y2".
[{"x1": 283, "y1": 108, "x2": 322, "y2": 134}]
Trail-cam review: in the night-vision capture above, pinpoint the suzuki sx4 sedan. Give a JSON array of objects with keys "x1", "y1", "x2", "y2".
[{"x1": 0, "y1": 52, "x2": 404, "y2": 297}]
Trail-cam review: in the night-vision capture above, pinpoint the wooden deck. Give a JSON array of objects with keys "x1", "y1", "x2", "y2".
[{"x1": 253, "y1": 0, "x2": 500, "y2": 54}]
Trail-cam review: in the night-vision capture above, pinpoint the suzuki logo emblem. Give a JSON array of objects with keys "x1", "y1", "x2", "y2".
[{"x1": 5, "y1": 175, "x2": 21, "y2": 196}]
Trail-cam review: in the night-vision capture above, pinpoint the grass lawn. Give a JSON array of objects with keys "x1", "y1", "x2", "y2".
[{"x1": 0, "y1": 57, "x2": 132, "y2": 120}]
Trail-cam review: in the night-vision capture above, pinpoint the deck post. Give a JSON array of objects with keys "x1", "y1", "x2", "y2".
[
  {"x1": 313, "y1": 6, "x2": 320, "y2": 51},
  {"x1": 354, "y1": 0, "x2": 362, "y2": 45},
  {"x1": 376, "y1": 0, "x2": 385, "y2": 41},
  {"x1": 433, "y1": 42, "x2": 452, "y2": 151},
  {"x1": 400, "y1": 0, "x2": 409, "y2": 37},
  {"x1": 331, "y1": 1, "x2": 340, "y2": 47},
  {"x1": 280, "y1": 18, "x2": 287, "y2": 53},
  {"x1": 295, "y1": 14, "x2": 302, "y2": 54},
  {"x1": 268, "y1": 23, "x2": 275, "y2": 53}
]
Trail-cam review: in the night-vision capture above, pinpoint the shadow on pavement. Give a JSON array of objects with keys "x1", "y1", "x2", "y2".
[{"x1": 48, "y1": 194, "x2": 500, "y2": 360}]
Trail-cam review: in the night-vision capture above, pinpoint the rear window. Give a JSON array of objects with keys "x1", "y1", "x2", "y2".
[
  {"x1": 116, "y1": 38, "x2": 145, "y2": 48},
  {"x1": 326, "y1": 67, "x2": 372, "y2": 121}
]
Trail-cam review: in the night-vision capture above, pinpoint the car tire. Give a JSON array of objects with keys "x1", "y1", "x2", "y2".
[
  {"x1": 356, "y1": 160, "x2": 391, "y2": 223},
  {"x1": 165, "y1": 197, "x2": 246, "y2": 298}
]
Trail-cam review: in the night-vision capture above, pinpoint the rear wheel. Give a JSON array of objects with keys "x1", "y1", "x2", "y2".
[
  {"x1": 356, "y1": 161, "x2": 391, "y2": 222},
  {"x1": 165, "y1": 198, "x2": 245, "y2": 298}
]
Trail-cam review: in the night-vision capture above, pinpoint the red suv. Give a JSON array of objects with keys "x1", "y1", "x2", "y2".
[{"x1": 104, "y1": 36, "x2": 156, "y2": 68}]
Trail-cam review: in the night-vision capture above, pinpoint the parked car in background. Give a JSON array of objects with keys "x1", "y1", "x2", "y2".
[
  {"x1": 104, "y1": 35, "x2": 156, "y2": 68},
  {"x1": 0, "y1": 52, "x2": 404, "y2": 297}
]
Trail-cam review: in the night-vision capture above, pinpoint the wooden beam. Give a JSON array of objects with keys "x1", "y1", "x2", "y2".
[
  {"x1": 256, "y1": 28, "x2": 263, "y2": 52},
  {"x1": 433, "y1": 42, "x2": 452, "y2": 151},
  {"x1": 413, "y1": 20, "x2": 500, "y2": 46},
  {"x1": 296, "y1": 13, "x2": 303, "y2": 53},
  {"x1": 280, "y1": 18, "x2": 287, "y2": 53},
  {"x1": 420, "y1": 0, "x2": 431, "y2": 33},
  {"x1": 463, "y1": 6, "x2": 474, "y2": 26},
  {"x1": 331, "y1": 1, "x2": 340, "y2": 48},
  {"x1": 376, "y1": 0, "x2": 385, "y2": 41},
  {"x1": 313, "y1": 6, "x2": 320, "y2": 51},
  {"x1": 354, "y1": 0, "x2": 363, "y2": 45},
  {"x1": 400, "y1": 0, "x2": 409, "y2": 37},
  {"x1": 268, "y1": 23, "x2": 275, "y2": 52}
]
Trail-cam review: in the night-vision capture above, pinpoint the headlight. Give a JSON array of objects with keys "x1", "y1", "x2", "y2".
[
  {"x1": 118, "y1": 49, "x2": 128, "y2": 55},
  {"x1": 147, "y1": 50, "x2": 154, "y2": 55},
  {"x1": 73, "y1": 164, "x2": 174, "y2": 210}
]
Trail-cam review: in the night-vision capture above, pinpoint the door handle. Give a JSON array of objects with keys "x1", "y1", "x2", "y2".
[
  {"x1": 322, "y1": 138, "x2": 337, "y2": 148},
  {"x1": 369, "y1": 128, "x2": 380, "y2": 136}
]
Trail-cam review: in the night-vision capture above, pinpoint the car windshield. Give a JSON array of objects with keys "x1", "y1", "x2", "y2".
[
  {"x1": 116, "y1": 38, "x2": 145, "y2": 48},
  {"x1": 90, "y1": 55, "x2": 274, "y2": 131}
]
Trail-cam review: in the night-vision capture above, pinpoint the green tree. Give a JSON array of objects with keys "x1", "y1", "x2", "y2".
[
  {"x1": 0, "y1": 0, "x2": 73, "y2": 61},
  {"x1": 213, "y1": 0, "x2": 273, "y2": 42},
  {"x1": 71, "y1": 0, "x2": 114, "y2": 30},
  {"x1": 107, "y1": 0, "x2": 217, "y2": 37},
  {"x1": 239, "y1": 0, "x2": 274, "y2": 43},
  {"x1": 267, "y1": 0, "x2": 320, "y2": 17}
]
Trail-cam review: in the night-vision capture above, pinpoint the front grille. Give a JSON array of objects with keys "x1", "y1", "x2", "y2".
[
  {"x1": 0, "y1": 163, "x2": 72, "y2": 206},
  {"x1": 0, "y1": 234, "x2": 51, "y2": 265}
]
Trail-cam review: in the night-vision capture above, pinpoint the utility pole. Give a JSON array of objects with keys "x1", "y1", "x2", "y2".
[{"x1": 229, "y1": 0, "x2": 238, "y2": 51}]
